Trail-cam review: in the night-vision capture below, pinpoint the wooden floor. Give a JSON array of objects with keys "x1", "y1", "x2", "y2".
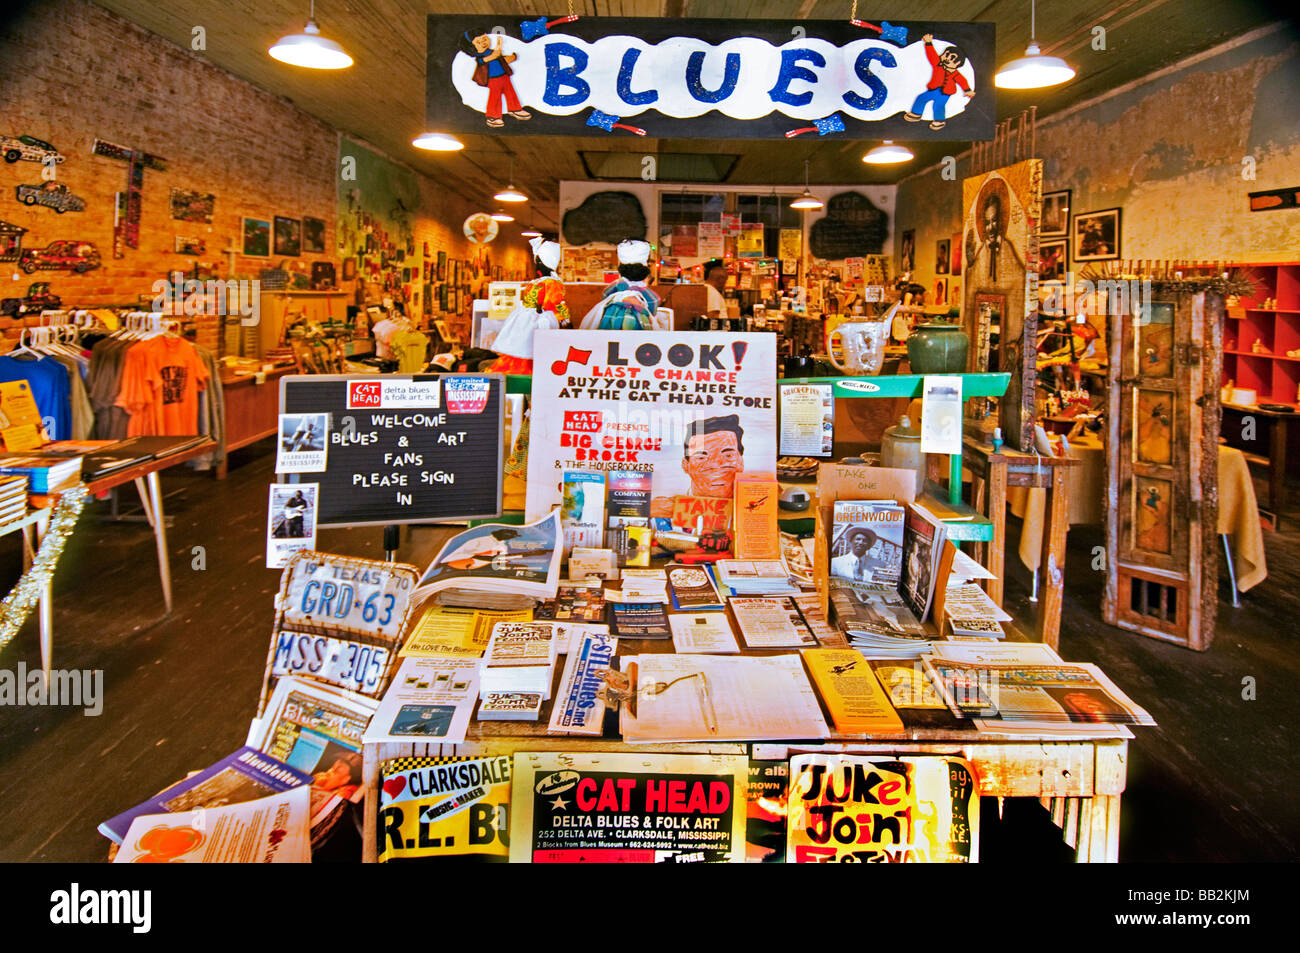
[{"x1": 0, "y1": 441, "x2": 1296, "y2": 862}]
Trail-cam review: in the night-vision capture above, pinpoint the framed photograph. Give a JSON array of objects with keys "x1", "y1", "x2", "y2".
[
  {"x1": 170, "y1": 188, "x2": 215, "y2": 223},
  {"x1": 1039, "y1": 239, "x2": 1068, "y2": 281},
  {"x1": 900, "y1": 230, "x2": 915, "y2": 273},
  {"x1": 435, "y1": 319, "x2": 452, "y2": 340},
  {"x1": 302, "y1": 216, "x2": 326, "y2": 254},
  {"x1": 935, "y1": 238, "x2": 951, "y2": 275},
  {"x1": 950, "y1": 231, "x2": 963, "y2": 275},
  {"x1": 933, "y1": 278, "x2": 948, "y2": 306},
  {"x1": 1074, "y1": 207, "x2": 1121, "y2": 262},
  {"x1": 174, "y1": 235, "x2": 206, "y2": 255},
  {"x1": 342, "y1": 257, "x2": 357, "y2": 281},
  {"x1": 1041, "y1": 189, "x2": 1071, "y2": 238},
  {"x1": 437, "y1": 251, "x2": 447, "y2": 281},
  {"x1": 242, "y1": 217, "x2": 270, "y2": 257},
  {"x1": 273, "y1": 216, "x2": 301, "y2": 257},
  {"x1": 423, "y1": 241, "x2": 431, "y2": 257}
]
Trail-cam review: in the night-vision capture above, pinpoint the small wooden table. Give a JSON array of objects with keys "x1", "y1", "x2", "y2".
[
  {"x1": 962, "y1": 436, "x2": 1079, "y2": 649},
  {"x1": 1222, "y1": 401, "x2": 1292, "y2": 514}
]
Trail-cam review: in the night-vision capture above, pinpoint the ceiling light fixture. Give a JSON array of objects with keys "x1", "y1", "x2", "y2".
[
  {"x1": 863, "y1": 140, "x2": 914, "y2": 164},
  {"x1": 995, "y1": 0, "x2": 1075, "y2": 89},
  {"x1": 269, "y1": 1, "x2": 353, "y2": 70},
  {"x1": 494, "y1": 156, "x2": 529, "y2": 203},
  {"x1": 412, "y1": 132, "x2": 464, "y2": 152},
  {"x1": 789, "y1": 159, "x2": 824, "y2": 211},
  {"x1": 519, "y1": 222, "x2": 542, "y2": 238},
  {"x1": 490, "y1": 209, "x2": 515, "y2": 222}
]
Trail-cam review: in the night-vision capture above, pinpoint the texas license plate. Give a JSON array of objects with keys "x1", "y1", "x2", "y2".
[
  {"x1": 272, "y1": 631, "x2": 390, "y2": 695},
  {"x1": 281, "y1": 556, "x2": 413, "y2": 639}
]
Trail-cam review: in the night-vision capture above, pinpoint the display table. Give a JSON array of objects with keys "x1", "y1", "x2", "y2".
[
  {"x1": 217, "y1": 365, "x2": 297, "y2": 478},
  {"x1": 1, "y1": 509, "x2": 53, "y2": 679},
  {"x1": 1222, "y1": 401, "x2": 1291, "y2": 514}
]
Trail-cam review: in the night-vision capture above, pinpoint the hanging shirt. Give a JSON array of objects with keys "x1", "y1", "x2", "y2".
[
  {"x1": 117, "y1": 336, "x2": 209, "y2": 436},
  {"x1": 0, "y1": 354, "x2": 71, "y2": 440},
  {"x1": 389, "y1": 329, "x2": 430, "y2": 375}
]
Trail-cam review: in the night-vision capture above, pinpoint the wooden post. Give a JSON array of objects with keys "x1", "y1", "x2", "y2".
[{"x1": 1037, "y1": 463, "x2": 1069, "y2": 649}]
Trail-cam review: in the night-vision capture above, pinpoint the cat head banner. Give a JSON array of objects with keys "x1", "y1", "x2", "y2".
[{"x1": 427, "y1": 17, "x2": 995, "y2": 140}]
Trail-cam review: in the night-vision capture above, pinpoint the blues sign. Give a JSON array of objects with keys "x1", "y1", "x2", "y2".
[{"x1": 426, "y1": 16, "x2": 994, "y2": 141}]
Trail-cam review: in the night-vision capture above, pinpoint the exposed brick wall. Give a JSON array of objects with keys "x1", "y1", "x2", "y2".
[{"x1": 0, "y1": 0, "x2": 530, "y2": 349}]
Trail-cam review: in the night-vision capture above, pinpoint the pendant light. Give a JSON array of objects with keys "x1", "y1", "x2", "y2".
[
  {"x1": 995, "y1": 0, "x2": 1075, "y2": 89},
  {"x1": 863, "y1": 140, "x2": 914, "y2": 164},
  {"x1": 519, "y1": 221, "x2": 542, "y2": 238},
  {"x1": 269, "y1": 1, "x2": 353, "y2": 70},
  {"x1": 493, "y1": 156, "x2": 528, "y2": 203},
  {"x1": 413, "y1": 132, "x2": 464, "y2": 152},
  {"x1": 789, "y1": 159, "x2": 824, "y2": 211},
  {"x1": 490, "y1": 209, "x2": 515, "y2": 223}
]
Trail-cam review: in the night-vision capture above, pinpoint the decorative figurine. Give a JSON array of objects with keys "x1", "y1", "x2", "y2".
[{"x1": 491, "y1": 236, "x2": 569, "y2": 374}]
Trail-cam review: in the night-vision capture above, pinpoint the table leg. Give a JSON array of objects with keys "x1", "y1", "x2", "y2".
[
  {"x1": 986, "y1": 461, "x2": 1007, "y2": 606},
  {"x1": 1270, "y1": 417, "x2": 1287, "y2": 514},
  {"x1": 1037, "y1": 466, "x2": 1069, "y2": 649},
  {"x1": 362, "y1": 745, "x2": 379, "y2": 864},
  {"x1": 135, "y1": 473, "x2": 173, "y2": 614},
  {"x1": 33, "y1": 512, "x2": 52, "y2": 684},
  {"x1": 1074, "y1": 798, "x2": 1093, "y2": 862}
]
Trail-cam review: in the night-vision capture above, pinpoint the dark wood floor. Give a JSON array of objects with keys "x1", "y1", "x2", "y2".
[{"x1": 0, "y1": 441, "x2": 1296, "y2": 862}]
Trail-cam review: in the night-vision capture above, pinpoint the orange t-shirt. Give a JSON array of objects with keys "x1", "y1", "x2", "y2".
[{"x1": 117, "y1": 337, "x2": 209, "y2": 436}]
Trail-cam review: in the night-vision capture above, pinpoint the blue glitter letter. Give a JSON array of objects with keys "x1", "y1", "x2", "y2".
[
  {"x1": 843, "y1": 47, "x2": 894, "y2": 111},
  {"x1": 544, "y1": 42, "x2": 591, "y2": 107},
  {"x1": 768, "y1": 48, "x2": 826, "y2": 107},
  {"x1": 685, "y1": 50, "x2": 741, "y2": 103},
  {"x1": 617, "y1": 48, "x2": 658, "y2": 106}
]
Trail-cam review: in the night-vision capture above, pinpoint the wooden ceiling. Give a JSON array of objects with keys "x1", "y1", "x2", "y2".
[{"x1": 91, "y1": 0, "x2": 1286, "y2": 232}]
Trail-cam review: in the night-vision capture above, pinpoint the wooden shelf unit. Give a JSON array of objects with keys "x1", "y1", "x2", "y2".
[{"x1": 1221, "y1": 262, "x2": 1300, "y2": 406}]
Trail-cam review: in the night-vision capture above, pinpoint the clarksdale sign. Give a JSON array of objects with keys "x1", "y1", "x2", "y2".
[{"x1": 427, "y1": 16, "x2": 995, "y2": 141}]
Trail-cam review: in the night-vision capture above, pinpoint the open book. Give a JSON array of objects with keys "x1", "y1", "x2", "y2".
[{"x1": 411, "y1": 510, "x2": 562, "y2": 605}]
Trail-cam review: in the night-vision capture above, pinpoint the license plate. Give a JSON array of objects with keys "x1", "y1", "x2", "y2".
[
  {"x1": 272, "y1": 631, "x2": 391, "y2": 695},
  {"x1": 282, "y1": 556, "x2": 413, "y2": 639}
]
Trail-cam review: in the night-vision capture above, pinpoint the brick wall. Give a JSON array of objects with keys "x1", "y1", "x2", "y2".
[{"x1": 0, "y1": 0, "x2": 530, "y2": 349}]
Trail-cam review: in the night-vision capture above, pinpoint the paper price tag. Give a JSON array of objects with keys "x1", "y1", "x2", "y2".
[{"x1": 920, "y1": 375, "x2": 963, "y2": 455}]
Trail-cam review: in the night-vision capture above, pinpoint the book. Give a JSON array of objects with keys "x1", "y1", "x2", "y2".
[
  {"x1": 921, "y1": 658, "x2": 1157, "y2": 727},
  {"x1": 411, "y1": 510, "x2": 563, "y2": 605},
  {"x1": 478, "y1": 691, "x2": 545, "y2": 721},
  {"x1": 607, "y1": 601, "x2": 672, "y2": 639},
  {"x1": 666, "y1": 564, "x2": 724, "y2": 610},
  {"x1": 669, "y1": 612, "x2": 741, "y2": 653},
  {"x1": 606, "y1": 469, "x2": 652, "y2": 528},
  {"x1": 98, "y1": 747, "x2": 312, "y2": 845},
  {"x1": 729, "y1": 597, "x2": 817, "y2": 649},
  {"x1": 0, "y1": 455, "x2": 83, "y2": 494},
  {"x1": 561, "y1": 470, "x2": 606, "y2": 554},
  {"x1": 900, "y1": 504, "x2": 948, "y2": 622},
  {"x1": 801, "y1": 648, "x2": 905, "y2": 734},
  {"x1": 829, "y1": 500, "x2": 906, "y2": 586},
  {"x1": 733, "y1": 473, "x2": 780, "y2": 560}
]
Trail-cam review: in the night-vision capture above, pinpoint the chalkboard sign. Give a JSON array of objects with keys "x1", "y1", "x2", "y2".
[
  {"x1": 809, "y1": 191, "x2": 889, "y2": 260},
  {"x1": 279, "y1": 374, "x2": 504, "y2": 528},
  {"x1": 562, "y1": 191, "x2": 648, "y2": 246}
]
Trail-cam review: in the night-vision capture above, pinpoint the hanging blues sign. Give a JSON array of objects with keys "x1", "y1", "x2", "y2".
[{"x1": 426, "y1": 17, "x2": 995, "y2": 141}]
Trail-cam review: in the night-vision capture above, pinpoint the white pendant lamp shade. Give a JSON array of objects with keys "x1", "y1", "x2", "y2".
[
  {"x1": 494, "y1": 185, "x2": 528, "y2": 203},
  {"x1": 490, "y1": 210, "x2": 515, "y2": 222},
  {"x1": 413, "y1": 132, "x2": 464, "y2": 151},
  {"x1": 863, "y1": 140, "x2": 914, "y2": 164},
  {"x1": 269, "y1": 4, "x2": 353, "y2": 70},
  {"x1": 789, "y1": 159, "x2": 824, "y2": 211},
  {"x1": 520, "y1": 227, "x2": 542, "y2": 238},
  {"x1": 994, "y1": 0, "x2": 1074, "y2": 90}
]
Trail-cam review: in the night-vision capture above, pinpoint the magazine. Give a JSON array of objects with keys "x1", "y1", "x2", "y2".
[
  {"x1": 666, "y1": 564, "x2": 724, "y2": 610},
  {"x1": 98, "y1": 747, "x2": 312, "y2": 845},
  {"x1": 113, "y1": 786, "x2": 312, "y2": 864},
  {"x1": 411, "y1": 510, "x2": 563, "y2": 604},
  {"x1": 561, "y1": 470, "x2": 606, "y2": 554},
  {"x1": 606, "y1": 469, "x2": 652, "y2": 528},
  {"x1": 729, "y1": 597, "x2": 817, "y2": 649},
  {"x1": 900, "y1": 504, "x2": 948, "y2": 622},
  {"x1": 829, "y1": 500, "x2": 906, "y2": 586}
]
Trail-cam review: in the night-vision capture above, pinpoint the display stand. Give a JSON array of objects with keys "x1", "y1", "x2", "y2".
[{"x1": 963, "y1": 435, "x2": 1078, "y2": 648}]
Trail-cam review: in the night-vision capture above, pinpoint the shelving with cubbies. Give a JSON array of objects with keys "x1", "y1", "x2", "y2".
[{"x1": 1222, "y1": 261, "x2": 1300, "y2": 407}]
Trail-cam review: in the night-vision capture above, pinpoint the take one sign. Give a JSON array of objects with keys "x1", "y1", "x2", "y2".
[{"x1": 426, "y1": 17, "x2": 995, "y2": 141}]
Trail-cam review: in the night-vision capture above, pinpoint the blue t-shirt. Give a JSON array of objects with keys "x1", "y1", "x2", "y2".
[{"x1": 0, "y1": 354, "x2": 71, "y2": 440}]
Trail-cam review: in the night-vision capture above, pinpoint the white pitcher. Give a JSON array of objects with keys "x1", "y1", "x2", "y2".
[{"x1": 827, "y1": 302, "x2": 897, "y2": 375}]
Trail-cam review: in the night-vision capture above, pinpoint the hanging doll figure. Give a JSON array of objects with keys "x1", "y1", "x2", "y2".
[
  {"x1": 580, "y1": 239, "x2": 661, "y2": 331},
  {"x1": 491, "y1": 236, "x2": 570, "y2": 374}
]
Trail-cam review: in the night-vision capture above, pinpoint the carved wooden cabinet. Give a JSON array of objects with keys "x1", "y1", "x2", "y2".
[{"x1": 1103, "y1": 288, "x2": 1223, "y2": 649}]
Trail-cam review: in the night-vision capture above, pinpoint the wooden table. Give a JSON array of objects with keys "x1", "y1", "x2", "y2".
[
  {"x1": 1222, "y1": 401, "x2": 1292, "y2": 515},
  {"x1": 962, "y1": 436, "x2": 1079, "y2": 649},
  {"x1": 217, "y1": 365, "x2": 297, "y2": 478},
  {"x1": 84, "y1": 439, "x2": 217, "y2": 614},
  {"x1": 1, "y1": 509, "x2": 53, "y2": 679}
]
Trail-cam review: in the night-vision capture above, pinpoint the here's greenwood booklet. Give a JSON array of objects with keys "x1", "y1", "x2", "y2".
[{"x1": 412, "y1": 510, "x2": 562, "y2": 604}]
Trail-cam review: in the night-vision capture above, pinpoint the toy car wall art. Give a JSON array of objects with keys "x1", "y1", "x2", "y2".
[
  {"x1": 15, "y1": 182, "x2": 85, "y2": 213},
  {"x1": 0, "y1": 135, "x2": 65, "y2": 164},
  {"x1": 18, "y1": 240, "x2": 101, "y2": 274}
]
